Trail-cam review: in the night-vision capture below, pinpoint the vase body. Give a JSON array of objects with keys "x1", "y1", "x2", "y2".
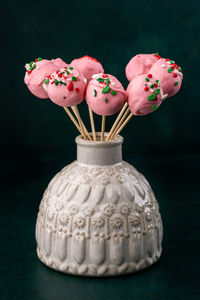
[{"x1": 36, "y1": 134, "x2": 163, "y2": 276}]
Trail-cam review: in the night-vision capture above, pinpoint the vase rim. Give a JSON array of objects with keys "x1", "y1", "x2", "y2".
[{"x1": 75, "y1": 132, "x2": 123, "y2": 148}]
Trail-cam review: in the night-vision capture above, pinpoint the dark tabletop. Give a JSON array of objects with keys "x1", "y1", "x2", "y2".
[{"x1": 0, "y1": 153, "x2": 199, "y2": 300}]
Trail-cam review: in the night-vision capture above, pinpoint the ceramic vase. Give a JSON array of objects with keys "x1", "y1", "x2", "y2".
[{"x1": 36, "y1": 133, "x2": 163, "y2": 276}]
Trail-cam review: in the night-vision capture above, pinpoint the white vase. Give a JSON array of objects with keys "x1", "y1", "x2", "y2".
[{"x1": 36, "y1": 133, "x2": 163, "y2": 276}]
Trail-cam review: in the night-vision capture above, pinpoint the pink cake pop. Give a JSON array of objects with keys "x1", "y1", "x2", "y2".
[
  {"x1": 70, "y1": 55, "x2": 104, "y2": 82},
  {"x1": 149, "y1": 58, "x2": 183, "y2": 98},
  {"x1": 127, "y1": 73, "x2": 165, "y2": 116},
  {"x1": 24, "y1": 58, "x2": 59, "y2": 98},
  {"x1": 86, "y1": 73, "x2": 127, "y2": 116},
  {"x1": 125, "y1": 53, "x2": 161, "y2": 81},
  {"x1": 51, "y1": 58, "x2": 68, "y2": 68},
  {"x1": 45, "y1": 66, "x2": 87, "y2": 107}
]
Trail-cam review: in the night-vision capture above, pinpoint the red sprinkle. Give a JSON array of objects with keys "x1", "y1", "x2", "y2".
[
  {"x1": 102, "y1": 74, "x2": 108, "y2": 78},
  {"x1": 165, "y1": 59, "x2": 170, "y2": 61},
  {"x1": 56, "y1": 70, "x2": 59, "y2": 74},
  {"x1": 35, "y1": 58, "x2": 38, "y2": 62},
  {"x1": 173, "y1": 73, "x2": 178, "y2": 77},
  {"x1": 75, "y1": 88, "x2": 80, "y2": 93},
  {"x1": 58, "y1": 73, "x2": 62, "y2": 78},
  {"x1": 172, "y1": 63, "x2": 178, "y2": 69},
  {"x1": 99, "y1": 81, "x2": 106, "y2": 84},
  {"x1": 148, "y1": 74, "x2": 152, "y2": 78},
  {"x1": 144, "y1": 87, "x2": 149, "y2": 91},
  {"x1": 27, "y1": 70, "x2": 32, "y2": 74},
  {"x1": 154, "y1": 83, "x2": 158, "y2": 88},
  {"x1": 51, "y1": 81, "x2": 55, "y2": 84},
  {"x1": 67, "y1": 82, "x2": 73, "y2": 91}
]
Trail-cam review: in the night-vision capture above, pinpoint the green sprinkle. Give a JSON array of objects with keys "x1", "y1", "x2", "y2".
[
  {"x1": 155, "y1": 88, "x2": 160, "y2": 95},
  {"x1": 148, "y1": 94, "x2": 156, "y2": 101},
  {"x1": 150, "y1": 84, "x2": 154, "y2": 88},
  {"x1": 43, "y1": 78, "x2": 49, "y2": 84},
  {"x1": 168, "y1": 67, "x2": 173, "y2": 73},
  {"x1": 69, "y1": 67, "x2": 73, "y2": 70},
  {"x1": 106, "y1": 78, "x2": 110, "y2": 86},
  {"x1": 170, "y1": 59, "x2": 175, "y2": 64},
  {"x1": 104, "y1": 98, "x2": 108, "y2": 103},
  {"x1": 178, "y1": 67, "x2": 182, "y2": 71},
  {"x1": 145, "y1": 78, "x2": 150, "y2": 82},
  {"x1": 54, "y1": 79, "x2": 59, "y2": 86},
  {"x1": 97, "y1": 78, "x2": 105, "y2": 82},
  {"x1": 66, "y1": 70, "x2": 69, "y2": 74},
  {"x1": 94, "y1": 89, "x2": 97, "y2": 97},
  {"x1": 174, "y1": 81, "x2": 179, "y2": 86},
  {"x1": 111, "y1": 90, "x2": 116, "y2": 96},
  {"x1": 72, "y1": 76, "x2": 76, "y2": 81},
  {"x1": 38, "y1": 57, "x2": 42, "y2": 61},
  {"x1": 102, "y1": 86, "x2": 110, "y2": 94},
  {"x1": 155, "y1": 80, "x2": 159, "y2": 83},
  {"x1": 155, "y1": 52, "x2": 159, "y2": 56},
  {"x1": 152, "y1": 104, "x2": 158, "y2": 111}
]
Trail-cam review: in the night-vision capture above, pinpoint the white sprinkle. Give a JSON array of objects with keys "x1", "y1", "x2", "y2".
[
  {"x1": 92, "y1": 74, "x2": 100, "y2": 79},
  {"x1": 174, "y1": 69, "x2": 178, "y2": 73},
  {"x1": 25, "y1": 63, "x2": 30, "y2": 70},
  {"x1": 42, "y1": 84, "x2": 48, "y2": 92},
  {"x1": 167, "y1": 61, "x2": 171, "y2": 64},
  {"x1": 67, "y1": 78, "x2": 72, "y2": 81},
  {"x1": 111, "y1": 82, "x2": 116, "y2": 86},
  {"x1": 84, "y1": 78, "x2": 87, "y2": 83},
  {"x1": 161, "y1": 64, "x2": 166, "y2": 68},
  {"x1": 158, "y1": 82, "x2": 161, "y2": 87},
  {"x1": 150, "y1": 88, "x2": 154, "y2": 93},
  {"x1": 161, "y1": 94, "x2": 168, "y2": 101}
]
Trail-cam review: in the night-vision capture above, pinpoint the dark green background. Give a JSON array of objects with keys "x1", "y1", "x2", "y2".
[{"x1": 1, "y1": 0, "x2": 200, "y2": 299}]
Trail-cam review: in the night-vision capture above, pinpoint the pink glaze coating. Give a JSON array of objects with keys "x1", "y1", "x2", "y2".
[
  {"x1": 127, "y1": 74, "x2": 164, "y2": 116},
  {"x1": 149, "y1": 58, "x2": 183, "y2": 98},
  {"x1": 46, "y1": 66, "x2": 87, "y2": 107},
  {"x1": 24, "y1": 58, "x2": 58, "y2": 98},
  {"x1": 70, "y1": 55, "x2": 104, "y2": 82},
  {"x1": 125, "y1": 53, "x2": 161, "y2": 81},
  {"x1": 86, "y1": 73, "x2": 127, "y2": 116},
  {"x1": 51, "y1": 58, "x2": 68, "y2": 68}
]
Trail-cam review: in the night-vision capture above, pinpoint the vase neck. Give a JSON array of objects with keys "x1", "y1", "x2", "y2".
[{"x1": 75, "y1": 133, "x2": 123, "y2": 166}]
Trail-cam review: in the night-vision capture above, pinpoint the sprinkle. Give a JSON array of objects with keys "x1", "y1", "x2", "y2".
[
  {"x1": 72, "y1": 76, "x2": 76, "y2": 81},
  {"x1": 150, "y1": 89, "x2": 154, "y2": 93},
  {"x1": 148, "y1": 74, "x2": 152, "y2": 78},
  {"x1": 111, "y1": 90, "x2": 116, "y2": 96},
  {"x1": 167, "y1": 61, "x2": 171, "y2": 64},
  {"x1": 66, "y1": 70, "x2": 69, "y2": 74},
  {"x1": 43, "y1": 78, "x2": 49, "y2": 84},
  {"x1": 67, "y1": 78, "x2": 72, "y2": 81},
  {"x1": 161, "y1": 64, "x2": 166, "y2": 68},
  {"x1": 102, "y1": 86, "x2": 110, "y2": 94},
  {"x1": 145, "y1": 78, "x2": 150, "y2": 82},
  {"x1": 155, "y1": 52, "x2": 159, "y2": 56},
  {"x1": 102, "y1": 74, "x2": 108, "y2": 78},
  {"x1": 155, "y1": 88, "x2": 160, "y2": 95},
  {"x1": 173, "y1": 73, "x2": 178, "y2": 77},
  {"x1": 97, "y1": 78, "x2": 105, "y2": 82},
  {"x1": 178, "y1": 67, "x2": 182, "y2": 71},
  {"x1": 58, "y1": 73, "x2": 62, "y2": 78},
  {"x1": 69, "y1": 67, "x2": 73, "y2": 70},
  {"x1": 170, "y1": 59, "x2": 175, "y2": 64},
  {"x1": 54, "y1": 79, "x2": 59, "y2": 86},
  {"x1": 174, "y1": 81, "x2": 179, "y2": 86},
  {"x1": 144, "y1": 87, "x2": 149, "y2": 91},
  {"x1": 75, "y1": 88, "x2": 80, "y2": 93},
  {"x1": 38, "y1": 57, "x2": 42, "y2": 61},
  {"x1": 67, "y1": 82, "x2": 73, "y2": 91},
  {"x1": 104, "y1": 98, "x2": 108, "y2": 103},
  {"x1": 111, "y1": 82, "x2": 116, "y2": 86},
  {"x1": 168, "y1": 67, "x2": 173, "y2": 73},
  {"x1": 94, "y1": 89, "x2": 97, "y2": 97},
  {"x1": 105, "y1": 78, "x2": 110, "y2": 86},
  {"x1": 155, "y1": 80, "x2": 159, "y2": 83},
  {"x1": 148, "y1": 94, "x2": 156, "y2": 101},
  {"x1": 154, "y1": 83, "x2": 158, "y2": 88},
  {"x1": 84, "y1": 78, "x2": 87, "y2": 83},
  {"x1": 152, "y1": 104, "x2": 158, "y2": 111},
  {"x1": 150, "y1": 84, "x2": 154, "y2": 88}
]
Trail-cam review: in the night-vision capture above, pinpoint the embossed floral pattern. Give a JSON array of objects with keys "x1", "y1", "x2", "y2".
[
  {"x1": 59, "y1": 212, "x2": 69, "y2": 225},
  {"x1": 47, "y1": 210, "x2": 55, "y2": 221},
  {"x1": 81, "y1": 205, "x2": 94, "y2": 217},
  {"x1": 144, "y1": 207, "x2": 152, "y2": 221},
  {"x1": 100, "y1": 204, "x2": 115, "y2": 217},
  {"x1": 67, "y1": 204, "x2": 79, "y2": 216},
  {"x1": 55, "y1": 201, "x2": 63, "y2": 211},
  {"x1": 118, "y1": 202, "x2": 131, "y2": 216},
  {"x1": 92, "y1": 213, "x2": 105, "y2": 228},
  {"x1": 110, "y1": 214, "x2": 123, "y2": 229},
  {"x1": 129, "y1": 213, "x2": 140, "y2": 227},
  {"x1": 73, "y1": 214, "x2": 86, "y2": 229}
]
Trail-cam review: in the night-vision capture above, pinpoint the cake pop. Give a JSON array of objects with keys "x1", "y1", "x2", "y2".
[
  {"x1": 86, "y1": 73, "x2": 127, "y2": 116},
  {"x1": 149, "y1": 58, "x2": 183, "y2": 98},
  {"x1": 45, "y1": 66, "x2": 87, "y2": 107},
  {"x1": 24, "y1": 58, "x2": 58, "y2": 98},
  {"x1": 125, "y1": 53, "x2": 161, "y2": 81},
  {"x1": 70, "y1": 55, "x2": 104, "y2": 82},
  {"x1": 127, "y1": 73, "x2": 165, "y2": 116}
]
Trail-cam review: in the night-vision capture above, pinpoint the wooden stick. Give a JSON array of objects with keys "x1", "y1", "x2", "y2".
[
  {"x1": 88, "y1": 107, "x2": 96, "y2": 141},
  {"x1": 109, "y1": 107, "x2": 130, "y2": 140},
  {"x1": 101, "y1": 116, "x2": 106, "y2": 141},
  {"x1": 113, "y1": 112, "x2": 133, "y2": 138},
  {"x1": 106, "y1": 102, "x2": 128, "y2": 141},
  {"x1": 71, "y1": 107, "x2": 92, "y2": 140},
  {"x1": 71, "y1": 106, "x2": 87, "y2": 139},
  {"x1": 63, "y1": 107, "x2": 82, "y2": 135}
]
